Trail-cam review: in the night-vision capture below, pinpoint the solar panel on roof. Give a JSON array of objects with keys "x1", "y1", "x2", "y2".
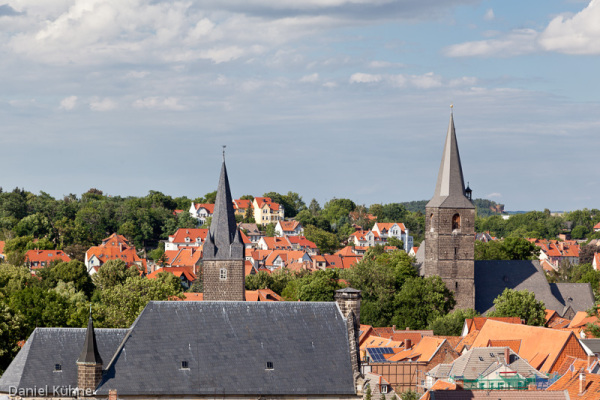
[{"x1": 367, "y1": 347, "x2": 395, "y2": 363}]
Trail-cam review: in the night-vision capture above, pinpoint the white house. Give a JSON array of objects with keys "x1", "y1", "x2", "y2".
[
  {"x1": 275, "y1": 220, "x2": 304, "y2": 237},
  {"x1": 189, "y1": 203, "x2": 214, "y2": 226}
]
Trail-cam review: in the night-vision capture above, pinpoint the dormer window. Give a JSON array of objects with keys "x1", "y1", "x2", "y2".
[
  {"x1": 181, "y1": 361, "x2": 189, "y2": 369},
  {"x1": 266, "y1": 361, "x2": 274, "y2": 370},
  {"x1": 54, "y1": 364, "x2": 62, "y2": 371}
]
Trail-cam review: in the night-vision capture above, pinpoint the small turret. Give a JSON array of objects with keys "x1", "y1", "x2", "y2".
[{"x1": 77, "y1": 309, "x2": 102, "y2": 395}]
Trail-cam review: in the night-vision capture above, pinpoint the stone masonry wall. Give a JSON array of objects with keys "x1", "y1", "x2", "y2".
[
  {"x1": 424, "y1": 207, "x2": 475, "y2": 310},
  {"x1": 203, "y1": 259, "x2": 245, "y2": 301}
]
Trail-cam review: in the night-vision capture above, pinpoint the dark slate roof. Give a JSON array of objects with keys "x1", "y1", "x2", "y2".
[
  {"x1": 0, "y1": 328, "x2": 127, "y2": 394},
  {"x1": 96, "y1": 301, "x2": 356, "y2": 396},
  {"x1": 77, "y1": 316, "x2": 102, "y2": 364},
  {"x1": 474, "y1": 260, "x2": 595, "y2": 316},
  {"x1": 580, "y1": 339, "x2": 600, "y2": 354},
  {"x1": 550, "y1": 283, "x2": 595, "y2": 316},
  {"x1": 204, "y1": 160, "x2": 244, "y2": 261},
  {"x1": 426, "y1": 113, "x2": 474, "y2": 210}
]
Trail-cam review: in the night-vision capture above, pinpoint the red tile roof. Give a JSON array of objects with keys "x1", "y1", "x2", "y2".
[
  {"x1": 233, "y1": 199, "x2": 252, "y2": 210},
  {"x1": 193, "y1": 203, "x2": 215, "y2": 213},
  {"x1": 0, "y1": 240, "x2": 5, "y2": 255},
  {"x1": 25, "y1": 250, "x2": 71, "y2": 268},
  {"x1": 254, "y1": 197, "x2": 281, "y2": 211},
  {"x1": 147, "y1": 266, "x2": 196, "y2": 281},
  {"x1": 169, "y1": 228, "x2": 208, "y2": 244},
  {"x1": 164, "y1": 248, "x2": 202, "y2": 268}
]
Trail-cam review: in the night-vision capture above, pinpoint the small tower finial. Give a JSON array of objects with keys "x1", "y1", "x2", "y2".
[
  {"x1": 222, "y1": 145, "x2": 226, "y2": 161},
  {"x1": 450, "y1": 103, "x2": 454, "y2": 114}
]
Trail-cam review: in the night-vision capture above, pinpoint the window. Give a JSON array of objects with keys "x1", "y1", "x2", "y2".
[
  {"x1": 452, "y1": 213, "x2": 461, "y2": 230},
  {"x1": 181, "y1": 361, "x2": 189, "y2": 369},
  {"x1": 54, "y1": 364, "x2": 62, "y2": 371},
  {"x1": 266, "y1": 361, "x2": 274, "y2": 370},
  {"x1": 220, "y1": 268, "x2": 227, "y2": 280},
  {"x1": 381, "y1": 385, "x2": 388, "y2": 394}
]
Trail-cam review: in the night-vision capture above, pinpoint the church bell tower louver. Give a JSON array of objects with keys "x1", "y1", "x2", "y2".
[
  {"x1": 202, "y1": 152, "x2": 246, "y2": 301},
  {"x1": 424, "y1": 112, "x2": 475, "y2": 310}
]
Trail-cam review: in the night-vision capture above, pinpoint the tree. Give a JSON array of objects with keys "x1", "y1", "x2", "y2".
[
  {"x1": 392, "y1": 276, "x2": 455, "y2": 330},
  {"x1": 243, "y1": 206, "x2": 255, "y2": 223},
  {"x1": 92, "y1": 259, "x2": 139, "y2": 290},
  {"x1": 304, "y1": 225, "x2": 340, "y2": 254},
  {"x1": 194, "y1": 191, "x2": 217, "y2": 204},
  {"x1": 308, "y1": 199, "x2": 321, "y2": 216},
  {"x1": 281, "y1": 269, "x2": 344, "y2": 302},
  {"x1": 487, "y1": 288, "x2": 545, "y2": 326},
  {"x1": 97, "y1": 275, "x2": 183, "y2": 328},
  {"x1": 428, "y1": 308, "x2": 479, "y2": 336},
  {"x1": 400, "y1": 390, "x2": 418, "y2": 400},
  {"x1": 37, "y1": 260, "x2": 94, "y2": 297},
  {"x1": 8, "y1": 286, "x2": 74, "y2": 334},
  {"x1": 245, "y1": 271, "x2": 274, "y2": 291},
  {"x1": 475, "y1": 238, "x2": 537, "y2": 261},
  {"x1": 264, "y1": 223, "x2": 277, "y2": 237},
  {"x1": 0, "y1": 264, "x2": 37, "y2": 297},
  {"x1": 387, "y1": 237, "x2": 404, "y2": 250},
  {"x1": 0, "y1": 302, "x2": 26, "y2": 374}
]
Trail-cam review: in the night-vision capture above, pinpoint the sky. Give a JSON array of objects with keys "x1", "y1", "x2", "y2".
[{"x1": 1, "y1": 0, "x2": 599, "y2": 212}]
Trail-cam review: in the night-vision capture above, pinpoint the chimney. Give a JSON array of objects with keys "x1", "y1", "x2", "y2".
[
  {"x1": 108, "y1": 390, "x2": 117, "y2": 400},
  {"x1": 504, "y1": 347, "x2": 510, "y2": 364},
  {"x1": 405, "y1": 339, "x2": 412, "y2": 350},
  {"x1": 335, "y1": 288, "x2": 362, "y2": 325},
  {"x1": 580, "y1": 372, "x2": 586, "y2": 394}
]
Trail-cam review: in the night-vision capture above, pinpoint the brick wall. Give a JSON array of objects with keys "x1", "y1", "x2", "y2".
[{"x1": 77, "y1": 363, "x2": 102, "y2": 394}]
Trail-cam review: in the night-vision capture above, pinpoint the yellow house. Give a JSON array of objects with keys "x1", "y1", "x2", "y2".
[{"x1": 253, "y1": 197, "x2": 284, "y2": 225}]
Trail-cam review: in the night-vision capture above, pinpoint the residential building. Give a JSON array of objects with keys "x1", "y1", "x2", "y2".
[
  {"x1": 25, "y1": 249, "x2": 71, "y2": 271},
  {"x1": 0, "y1": 240, "x2": 5, "y2": 262},
  {"x1": 371, "y1": 223, "x2": 413, "y2": 251},
  {"x1": 85, "y1": 233, "x2": 147, "y2": 275},
  {"x1": 287, "y1": 235, "x2": 318, "y2": 254},
  {"x1": 163, "y1": 248, "x2": 202, "y2": 273},
  {"x1": 239, "y1": 223, "x2": 263, "y2": 244},
  {"x1": 253, "y1": 197, "x2": 284, "y2": 224},
  {"x1": 594, "y1": 222, "x2": 600, "y2": 232},
  {"x1": 257, "y1": 236, "x2": 293, "y2": 251},
  {"x1": 188, "y1": 202, "x2": 214, "y2": 225},
  {"x1": 232, "y1": 198, "x2": 253, "y2": 218},
  {"x1": 426, "y1": 347, "x2": 548, "y2": 391},
  {"x1": 275, "y1": 220, "x2": 304, "y2": 237},
  {"x1": 165, "y1": 228, "x2": 208, "y2": 251}
]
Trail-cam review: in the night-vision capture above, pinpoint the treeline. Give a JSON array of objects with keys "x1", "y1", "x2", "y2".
[{"x1": 476, "y1": 209, "x2": 600, "y2": 240}]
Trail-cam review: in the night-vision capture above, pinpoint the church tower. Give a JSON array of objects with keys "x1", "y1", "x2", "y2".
[
  {"x1": 203, "y1": 155, "x2": 246, "y2": 301},
  {"x1": 424, "y1": 112, "x2": 475, "y2": 310}
]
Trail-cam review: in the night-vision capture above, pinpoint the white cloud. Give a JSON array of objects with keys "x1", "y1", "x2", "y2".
[
  {"x1": 300, "y1": 73, "x2": 319, "y2": 83},
  {"x1": 349, "y1": 71, "x2": 473, "y2": 89},
  {"x1": 90, "y1": 97, "x2": 117, "y2": 111},
  {"x1": 486, "y1": 192, "x2": 502, "y2": 198},
  {"x1": 446, "y1": 0, "x2": 600, "y2": 57},
  {"x1": 132, "y1": 97, "x2": 186, "y2": 110},
  {"x1": 409, "y1": 72, "x2": 442, "y2": 89},
  {"x1": 349, "y1": 73, "x2": 381, "y2": 83},
  {"x1": 539, "y1": 0, "x2": 600, "y2": 54},
  {"x1": 483, "y1": 8, "x2": 495, "y2": 21},
  {"x1": 444, "y1": 29, "x2": 539, "y2": 57},
  {"x1": 59, "y1": 96, "x2": 78, "y2": 110}
]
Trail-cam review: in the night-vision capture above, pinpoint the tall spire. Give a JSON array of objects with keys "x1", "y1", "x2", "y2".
[
  {"x1": 203, "y1": 158, "x2": 244, "y2": 260},
  {"x1": 426, "y1": 112, "x2": 474, "y2": 209},
  {"x1": 77, "y1": 310, "x2": 102, "y2": 365}
]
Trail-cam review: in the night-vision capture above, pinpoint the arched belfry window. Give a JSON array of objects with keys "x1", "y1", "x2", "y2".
[
  {"x1": 452, "y1": 214, "x2": 461, "y2": 230},
  {"x1": 429, "y1": 213, "x2": 434, "y2": 232}
]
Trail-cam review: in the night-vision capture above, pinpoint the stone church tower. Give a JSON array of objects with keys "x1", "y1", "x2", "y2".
[
  {"x1": 424, "y1": 113, "x2": 475, "y2": 310},
  {"x1": 203, "y1": 156, "x2": 246, "y2": 301}
]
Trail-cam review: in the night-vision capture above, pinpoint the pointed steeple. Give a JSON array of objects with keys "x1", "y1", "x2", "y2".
[
  {"x1": 77, "y1": 311, "x2": 102, "y2": 365},
  {"x1": 426, "y1": 112, "x2": 474, "y2": 209},
  {"x1": 203, "y1": 158, "x2": 244, "y2": 260}
]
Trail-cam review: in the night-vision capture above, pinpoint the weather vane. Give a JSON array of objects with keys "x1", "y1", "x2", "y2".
[{"x1": 222, "y1": 145, "x2": 226, "y2": 161}]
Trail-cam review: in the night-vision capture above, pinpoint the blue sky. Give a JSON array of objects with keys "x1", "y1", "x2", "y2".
[{"x1": 1, "y1": 0, "x2": 599, "y2": 212}]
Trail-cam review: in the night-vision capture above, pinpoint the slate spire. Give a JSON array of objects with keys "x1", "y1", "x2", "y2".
[
  {"x1": 77, "y1": 309, "x2": 102, "y2": 365},
  {"x1": 426, "y1": 112, "x2": 474, "y2": 209},
  {"x1": 203, "y1": 158, "x2": 244, "y2": 260}
]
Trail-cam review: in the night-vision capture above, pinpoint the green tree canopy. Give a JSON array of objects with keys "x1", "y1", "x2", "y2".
[
  {"x1": 428, "y1": 308, "x2": 480, "y2": 336},
  {"x1": 92, "y1": 259, "x2": 140, "y2": 290},
  {"x1": 487, "y1": 288, "x2": 545, "y2": 326}
]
